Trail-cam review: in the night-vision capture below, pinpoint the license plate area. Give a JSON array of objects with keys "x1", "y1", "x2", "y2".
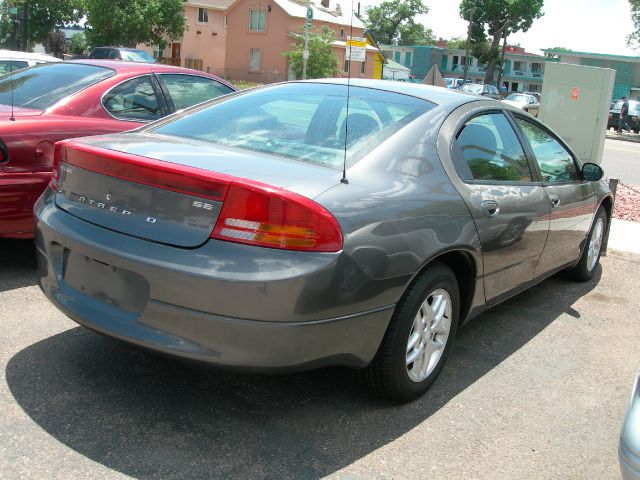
[{"x1": 62, "y1": 249, "x2": 149, "y2": 314}]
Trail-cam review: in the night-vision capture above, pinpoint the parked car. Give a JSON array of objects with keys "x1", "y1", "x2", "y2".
[
  {"x1": 444, "y1": 77, "x2": 462, "y2": 89},
  {"x1": 620, "y1": 370, "x2": 640, "y2": 479},
  {"x1": 608, "y1": 99, "x2": 640, "y2": 133},
  {"x1": 88, "y1": 47, "x2": 155, "y2": 63},
  {"x1": 35, "y1": 80, "x2": 612, "y2": 402},
  {"x1": 0, "y1": 60, "x2": 235, "y2": 238},
  {"x1": 502, "y1": 93, "x2": 540, "y2": 117},
  {"x1": 0, "y1": 49, "x2": 60, "y2": 74},
  {"x1": 524, "y1": 91, "x2": 541, "y2": 102},
  {"x1": 459, "y1": 82, "x2": 502, "y2": 99}
]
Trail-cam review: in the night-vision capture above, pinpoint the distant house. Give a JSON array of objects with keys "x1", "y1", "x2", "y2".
[
  {"x1": 140, "y1": 0, "x2": 233, "y2": 73},
  {"x1": 223, "y1": 0, "x2": 377, "y2": 82},
  {"x1": 138, "y1": 0, "x2": 382, "y2": 82}
]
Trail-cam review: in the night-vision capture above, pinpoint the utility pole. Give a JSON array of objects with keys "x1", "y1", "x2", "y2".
[
  {"x1": 462, "y1": 7, "x2": 475, "y2": 84},
  {"x1": 302, "y1": 0, "x2": 312, "y2": 80}
]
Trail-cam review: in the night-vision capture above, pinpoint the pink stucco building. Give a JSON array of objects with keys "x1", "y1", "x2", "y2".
[{"x1": 139, "y1": 0, "x2": 379, "y2": 82}]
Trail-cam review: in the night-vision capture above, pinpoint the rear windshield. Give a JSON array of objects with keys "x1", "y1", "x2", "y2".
[
  {"x1": 463, "y1": 84, "x2": 483, "y2": 94},
  {"x1": 150, "y1": 83, "x2": 434, "y2": 169},
  {"x1": 0, "y1": 63, "x2": 114, "y2": 110},
  {"x1": 120, "y1": 50, "x2": 155, "y2": 63},
  {"x1": 506, "y1": 94, "x2": 531, "y2": 102}
]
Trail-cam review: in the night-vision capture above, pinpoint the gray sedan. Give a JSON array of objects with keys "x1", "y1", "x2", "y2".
[
  {"x1": 35, "y1": 79, "x2": 612, "y2": 402},
  {"x1": 621, "y1": 371, "x2": 640, "y2": 479},
  {"x1": 502, "y1": 93, "x2": 540, "y2": 117}
]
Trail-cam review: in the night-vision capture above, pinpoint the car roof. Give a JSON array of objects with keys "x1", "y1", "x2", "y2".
[
  {"x1": 66, "y1": 59, "x2": 212, "y2": 75},
  {"x1": 0, "y1": 49, "x2": 60, "y2": 62},
  {"x1": 300, "y1": 78, "x2": 484, "y2": 107},
  {"x1": 91, "y1": 46, "x2": 146, "y2": 52}
]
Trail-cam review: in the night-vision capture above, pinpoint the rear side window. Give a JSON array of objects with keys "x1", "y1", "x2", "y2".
[
  {"x1": 0, "y1": 63, "x2": 114, "y2": 110},
  {"x1": 159, "y1": 74, "x2": 233, "y2": 110},
  {"x1": 150, "y1": 83, "x2": 433, "y2": 169},
  {"x1": 102, "y1": 76, "x2": 162, "y2": 121},
  {"x1": 455, "y1": 113, "x2": 532, "y2": 182},
  {"x1": 515, "y1": 118, "x2": 579, "y2": 183}
]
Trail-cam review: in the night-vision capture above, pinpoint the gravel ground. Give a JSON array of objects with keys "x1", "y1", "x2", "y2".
[{"x1": 612, "y1": 181, "x2": 640, "y2": 222}]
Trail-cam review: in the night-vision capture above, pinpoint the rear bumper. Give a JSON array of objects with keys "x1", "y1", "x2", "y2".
[{"x1": 35, "y1": 190, "x2": 395, "y2": 371}]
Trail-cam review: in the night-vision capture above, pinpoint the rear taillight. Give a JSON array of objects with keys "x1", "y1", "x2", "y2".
[
  {"x1": 211, "y1": 182, "x2": 342, "y2": 252},
  {"x1": 49, "y1": 143, "x2": 64, "y2": 191}
]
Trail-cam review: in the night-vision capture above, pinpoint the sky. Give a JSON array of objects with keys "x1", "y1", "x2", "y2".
[{"x1": 358, "y1": 0, "x2": 639, "y2": 57}]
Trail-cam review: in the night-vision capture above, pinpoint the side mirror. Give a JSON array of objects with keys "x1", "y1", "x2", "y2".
[{"x1": 582, "y1": 162, "x2": 604, "y2": 181}]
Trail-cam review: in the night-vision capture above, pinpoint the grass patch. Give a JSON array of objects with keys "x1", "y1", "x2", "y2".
[{"x1": 233, "y1": 80, "x2": 264, "y2": 90}]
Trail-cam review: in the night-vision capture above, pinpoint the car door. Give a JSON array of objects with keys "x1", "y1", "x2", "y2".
[
  {"x1": 512, "y1": 115, "x2": 597, "y2": 275},
  {"x1": 450, "y1": 110, "x2": 550, "y2": 303},
  {"x1": 155, "y1": 74, "x2": 234, "y2": 112}
]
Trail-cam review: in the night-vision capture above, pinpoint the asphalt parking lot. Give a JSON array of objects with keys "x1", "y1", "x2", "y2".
[{"x1": 1, "y1": 238, "x2": 639, "y2": 479}]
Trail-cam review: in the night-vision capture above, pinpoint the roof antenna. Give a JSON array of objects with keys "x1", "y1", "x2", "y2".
[
  {"x1": 9, "y1": 54, "x2": 15, "y2": 122},
  {"x1": 341, "y1": 0, "x2": 355, "y2": 185}
]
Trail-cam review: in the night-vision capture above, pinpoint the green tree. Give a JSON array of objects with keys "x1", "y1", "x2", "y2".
[
  {"x1": 459, "y1": 0, "x2": 544, "y2": 85},
  {"x1": 399, "y1": 22, "x2": 434, "y2": 45},
  {"x1": 361, "y1": 0, "x2": 429, "y2": 45},
  {"x1": 629, "y1": 0, "x2": 640, "y2": 47},
  {"x1": 0, "y1": 0, "x2": 84, "y2": 50},
  {"x1": 43, "y1": 29, "x2": 67, "y2": 57},
  {"x1": 68, "y1": 31, "x2": 87, "y2": 55},
  {"x1": 446, "y1": 37, "x2": 469, "y2": 49},
  {"x1": 283, "y1": 26, "x2": 338, "y2": 79},
  {"x1": 84, "y1": 0, "x2": 187, "y2": 48}
]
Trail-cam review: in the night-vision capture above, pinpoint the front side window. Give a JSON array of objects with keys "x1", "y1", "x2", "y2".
[
  {"x1": 102, "y1": 76, "x2": 162, "y2": 121},
  {"x1": 455, "y1": 113, "x2": 532, "y2": 182},
  {"x1": 249, "y1": 48, "x2": 261, "y2": 71},
  {"x1": 198, "y1": 7, "x2": 209, "y2": 23},
  {"x1": 0, "y1": 63, "x2": 114, "y2": 110},
  {"x1": 159, "y1": 74, "x2": 233, "y2": 110},
  {"x1": 149, "y1": 83, "x2": 434, "y2": 170},
  {"x1": 249, "y1": 9, "x2": 266, "y2": 31},
  {"x1": 515, "y1": 118, "x2": 579, "y2": 183}
]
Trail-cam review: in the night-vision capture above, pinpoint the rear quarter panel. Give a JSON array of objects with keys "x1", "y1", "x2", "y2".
[{"x1": 313, "y1": 107, "x2": 482, "y2": 313}]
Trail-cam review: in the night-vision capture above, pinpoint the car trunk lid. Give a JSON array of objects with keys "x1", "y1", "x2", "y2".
[{"x1": 53, "y1": 134, "x2": 342, "y2": 248}]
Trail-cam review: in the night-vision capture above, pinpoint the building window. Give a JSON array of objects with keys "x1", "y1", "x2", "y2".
[
  {"x1": 344, "y1": 59, "x2": 350, "y2": 73},
  {"x1": 394, "y1": 51, "x2": 400, "y2": 62},
  {"x1": 249, "y1": 48, "x2": 261, "y2": 71},
  {"x1": 404, "y1": 52, "x2": 411, "y2": 66},
  {"x1": 360, "y1": 60, "x2": 366, "y2": 74},
  {"x1": 249, "y1": 9, "x2": 267, "y2": 31},
  {"x1": 224, "y1": 15, "x2": 227, "y2": 28},
  {"x1": 340, "y1": 28, "x2": 345, "y2": 38},
  {"x1": 513, "y1": 60, "x2": 523, "y2": 71},
  {"x1": 198, "y1": 8, "x2": 209, "y2": 24}
]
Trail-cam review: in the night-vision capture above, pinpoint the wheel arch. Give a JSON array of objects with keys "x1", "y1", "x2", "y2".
[{"x1": 406, "y1": 249, "x2": 479, "y2": 327}]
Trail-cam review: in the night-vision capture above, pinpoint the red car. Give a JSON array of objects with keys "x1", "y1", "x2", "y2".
[{"x1": 0, "y1": 60, "x2": 235, "y2": 238}]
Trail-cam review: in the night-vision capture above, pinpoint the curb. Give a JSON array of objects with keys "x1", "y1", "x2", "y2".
[{"x1": 605, "y1": 132, "x2": 640, "y2": 144}]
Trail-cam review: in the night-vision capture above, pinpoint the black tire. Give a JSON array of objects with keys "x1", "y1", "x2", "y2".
[
  {"x1": 568, "y1": 207, "x2": 607, "y2": 282},
  {"x1": 359, "y1": 263, "x2": 459, "y2": 403}
]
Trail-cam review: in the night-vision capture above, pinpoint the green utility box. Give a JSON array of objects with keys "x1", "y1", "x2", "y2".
[{"x1": 538, "y1": 62, "x2": 615, "y2": 165}]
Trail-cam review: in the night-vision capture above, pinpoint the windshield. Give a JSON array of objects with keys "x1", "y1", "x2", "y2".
[
  {"x1": 150, "y1": 83, "x2": 434, "y2": 169},
  {"x1": 0, "y1": 63, "x2": 114, "y2": 110},
  {"x1": 120, "y1": 50, "x2": 155, "y2": 63},
  {"x1": 506, "y1": 94, "x2": 531, "y2": 103},
  {"x1": 463, "y1": 84, "x2": 483, "y2": 94}
]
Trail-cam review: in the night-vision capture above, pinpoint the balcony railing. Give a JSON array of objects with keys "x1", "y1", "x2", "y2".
[
  {"x1": 508, "y1": 70, "x2": 544, "y2": 79},
  {"x1": 446, "y1": 64, "x2": 486, "y2": 74}
]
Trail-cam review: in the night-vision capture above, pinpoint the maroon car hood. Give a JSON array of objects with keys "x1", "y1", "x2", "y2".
[{"x1": 0, "y1": 104, "x2": 43, "y2": 119}]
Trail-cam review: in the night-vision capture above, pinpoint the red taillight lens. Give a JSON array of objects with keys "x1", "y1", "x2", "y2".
[
  {"x1": 49, "y1": 143, "x2": 64, "y2": 191},
  {"x1": 211, "y1": 182, "x2": 343, "y2": 252}
]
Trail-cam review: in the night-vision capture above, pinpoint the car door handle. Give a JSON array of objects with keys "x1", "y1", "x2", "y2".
[
  {"x1": 481, "y1": 200, "x2": 500, "y2": 217},
  {"x1": 548, "y1": 194, "x2": 561, "y2": 208}
]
